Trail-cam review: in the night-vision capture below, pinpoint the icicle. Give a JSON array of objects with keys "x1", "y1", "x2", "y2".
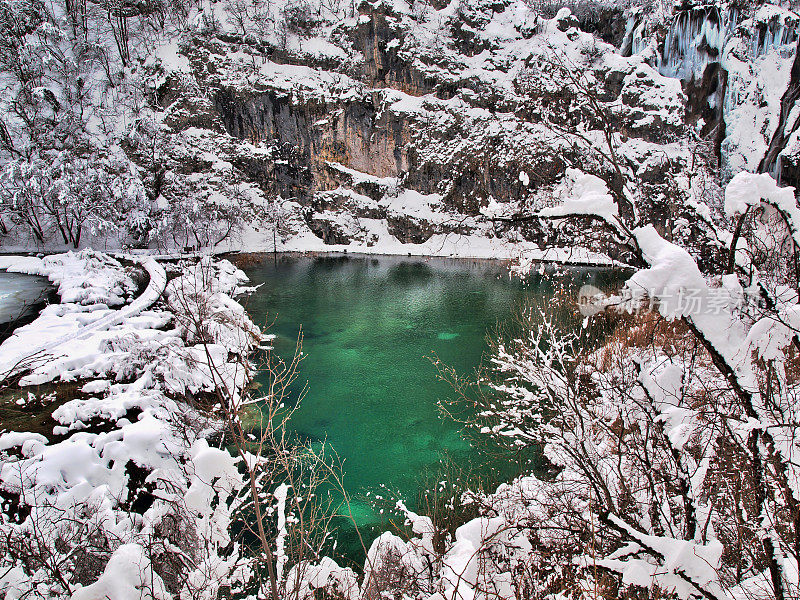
[
  {"x1": 658, "y1": 6, "x2": 739, "y2": 81},
  {"x1": 773, "y1": 154, "x2": 782, "y2": 185},
  {"x1": 622, "y1": 11, "x2": 645, "y2": 56},
  {"x1": 622, "y1": 15, "x2": 637, "y2": 54},
  {"x1": 752, "y1": 5, "x2": 799, "y2": 58},
  {"x1": 633, "y1": 21, "x2": 648, "y2": 54}
]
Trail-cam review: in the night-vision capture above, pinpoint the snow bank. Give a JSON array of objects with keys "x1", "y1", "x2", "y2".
[
  {"x1": 0, "y1": 252, "x2": 262, "y2": 599},
  {"x1": 70, "y1": 544, "x2": 171, "y2": 600}
]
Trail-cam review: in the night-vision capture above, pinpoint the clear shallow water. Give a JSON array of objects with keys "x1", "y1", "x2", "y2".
[
  {"x1": 0, "y1": 271, "x2": 52, "y2": 327},
  {"x1": 242, "y1": 254, "x2": 616, "y2": 559}
]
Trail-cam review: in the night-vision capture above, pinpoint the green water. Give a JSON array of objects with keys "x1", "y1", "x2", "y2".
[{"x1": 242, "y1": 254, "x2": 614, "y2": 559}]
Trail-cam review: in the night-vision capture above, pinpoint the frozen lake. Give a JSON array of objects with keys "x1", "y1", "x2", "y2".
[{"x1": 0, "y1": 271, "x2": 53, "y2": 327}]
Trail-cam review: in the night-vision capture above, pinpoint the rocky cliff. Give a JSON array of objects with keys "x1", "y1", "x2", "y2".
[
  {"x1": 3, "y1": 0, "x2": 798, "y2": 265},
  {"x1": 133, "y1": 0, "x2": 715, "y2": 262}
]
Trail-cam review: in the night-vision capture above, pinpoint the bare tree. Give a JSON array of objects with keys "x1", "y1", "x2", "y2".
[{"x1": 165, "y1": 257, "x2": 348, "y2": 600}]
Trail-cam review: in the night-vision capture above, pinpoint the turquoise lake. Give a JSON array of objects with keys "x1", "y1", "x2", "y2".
[{"x1": 242, "y1": 254, "x2": 615, "y2": 561}]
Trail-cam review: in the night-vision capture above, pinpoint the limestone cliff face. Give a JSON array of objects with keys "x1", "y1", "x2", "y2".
[
  {"x1": 136, "y1": 0, "x2": 793, "y2": 263},
  {"x1": 214, "y1": 89, "x2": 410, "y2": 192}
]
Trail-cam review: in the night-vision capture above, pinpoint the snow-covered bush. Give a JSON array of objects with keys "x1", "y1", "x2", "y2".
[
  {"x1": 0, "y1": 254, "x2": 278, "y2": 599},
  {"x1": 0, "y1": 152, "x2": 147, "y2": 248},
  {"x1": 283, "y1": 0, "x2": 320, "y2": 34},
  {"x1": 400, "y1": 170, "x2": 800, "y2": 600}
]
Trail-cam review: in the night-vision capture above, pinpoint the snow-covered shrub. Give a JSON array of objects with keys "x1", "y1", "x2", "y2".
[
  {"x1": 0, "y1": 151, "x2": 148, "y2": 248},
  {"x1": 527, "y1": 0, "x2": 635, "y2": 21},
  {"x1": 0, "y1": 254, "x2": 269, "y2": 599},
  {"x1": 283, "y1": 0, "x2": 320, "y2": 34},
  {"x1": 413, "y1": 170, "x2": 800, "y2": 600},
  {"x1": 166, "y1": 257, "x2": 260, "y2": 352}
]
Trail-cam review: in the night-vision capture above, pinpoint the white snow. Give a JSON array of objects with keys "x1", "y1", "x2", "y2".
[
  {"x1": 0, "y1": 251, "x2": 262, "y2": 600},
  {"x1": 70, "y1": 544, "x2": 171, "y2": 600}
]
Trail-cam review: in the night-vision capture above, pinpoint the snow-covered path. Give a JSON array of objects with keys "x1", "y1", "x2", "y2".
[
  {"x1": 40, "y1": 257, "x2": 167, "y2": 346},
  {"x1": 0, "y1": 257, "x2": 167, "y2": 380}
]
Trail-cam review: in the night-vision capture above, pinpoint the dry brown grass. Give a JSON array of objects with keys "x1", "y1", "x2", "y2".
[
  {"x1": 591, "y1": 309, "x2": 699, "y2": 374},
  {"x1": 782, "y1": 343, "x2": 800, "y2": 386}
]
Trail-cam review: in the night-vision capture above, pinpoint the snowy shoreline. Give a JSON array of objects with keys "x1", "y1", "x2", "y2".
[
  {"x1": 0, "y1": 251, "x2": 264, "y2": 599},
  {"x1": 0, "y1": 243, "x2": 623, "y2": 268}
]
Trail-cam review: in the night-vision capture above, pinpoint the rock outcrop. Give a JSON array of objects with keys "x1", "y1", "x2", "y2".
[
  {"x1": 138, "y1": 0, "x2": 724, "y2": 261},
  {"x1": 109, "y1": 0, "x2": 792, "y2": 268}
]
